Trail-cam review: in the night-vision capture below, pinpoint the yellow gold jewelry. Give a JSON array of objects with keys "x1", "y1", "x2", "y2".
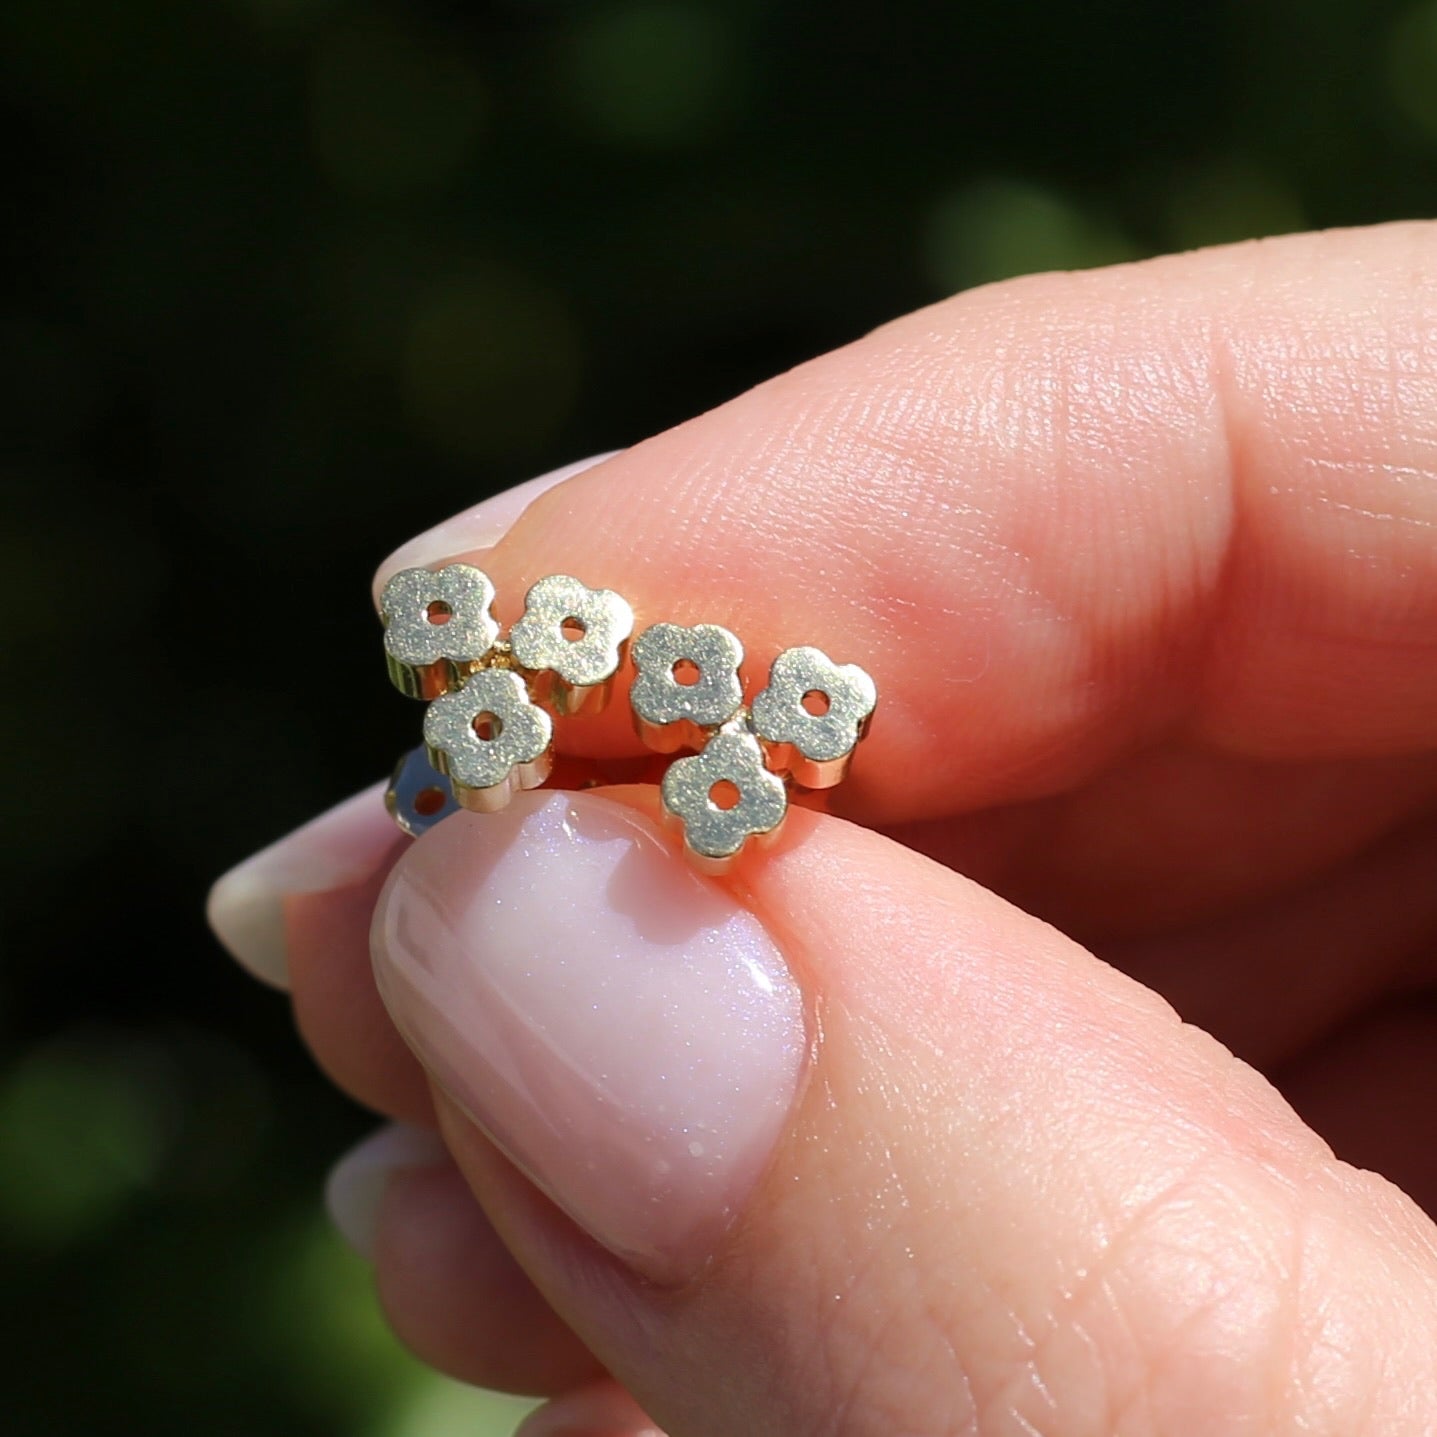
[
  {"x1": 379, "y1": 563, "x2": 499, "y2": 699},
  {"x1": 423, "y1": 667, "x2": 554, "y2": 813},
  {"x1": 629, "y1": 622, "x2": 744, "y2": 753},
  {"x1": 658, "y1": 719, "x2": 788, "y2": 874},
  {"x1": 749, "y1": 645, "x2": 877, "y2": 790},
  {"x1": 509, "y1": 574, "x2": 633, "y2": 717},
  {"x1": 380, "y1": 563, "x2": 876, "y2": 868}
]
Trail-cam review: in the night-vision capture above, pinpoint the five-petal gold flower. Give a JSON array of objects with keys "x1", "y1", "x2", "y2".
[{"x1": 381, "y1": 567, "x2": 875, "y2": 861}]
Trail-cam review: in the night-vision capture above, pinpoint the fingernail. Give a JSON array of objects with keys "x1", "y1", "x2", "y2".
[
  {"x1": 215, "y1": 458, "x2": 615, "y2": 986},
  {"x1": 324, "y1": 1122, "x2": 449, "y2": 1259},
  {"x1": 371, "y1": 790, "x2": 806, "y2": 1280},
  {"x1": 206, "y1": 781, "x2": 398, "y2": 989},
  {"x1": 372, "y1": 452, "x2": 619, "y2": 603},
  {"x1": 515, "y1": 1383, "x2": 664, "y2": 1437}
]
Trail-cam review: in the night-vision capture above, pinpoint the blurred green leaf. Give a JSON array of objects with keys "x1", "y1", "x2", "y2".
[
  {"x1": 1387, "y1": 0, "x2": 1437, "y2": 141},
  {"x1": 0, "y1": 1045, "x2": 165, "y2": 1249},
  {"x1": 922, "y1": 178, "x2": 1139, "y2": 293},
  {"x1": 1165, "y1": 159, "x2": 1307, "y2": 250}
]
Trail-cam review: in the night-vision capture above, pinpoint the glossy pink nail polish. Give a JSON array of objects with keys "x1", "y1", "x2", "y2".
[{"x1": 370, "y1": 791, "x2": 805, "y2": 1277}]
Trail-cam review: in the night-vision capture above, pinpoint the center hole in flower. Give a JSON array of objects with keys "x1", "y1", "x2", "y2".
[
  {"x1": 708, "y1": 778, "x2": 742, "y2": 811},
  {"x1": 801, "y1": 688, "x2": 831, "y2": 716},
  {"x1": 560, "y1": 616, "x2": 586, "y2": 642},
  {"x1": 425, "y1": 600, "x2": 453, "y2": 626},
  {"x1": 413, "y1": 786, "x2": 447, "y2": 816},
  {"x1": 471, "y1": 711, "x2": 504, "y2": 741},
  {"x1": 672, "y1": 657, "x2": 701, "y2": 686}
]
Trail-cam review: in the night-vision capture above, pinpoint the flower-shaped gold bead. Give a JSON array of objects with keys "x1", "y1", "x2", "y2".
[
  {"x1": 509, "y1": 574, "x2": 635, "y2": 716},
  {"x1": 422, "y1": 668, "x2": 553, "y2": 813},
  {"x1": 630, "y1": 622, "x2": 744, "y2": 754},
  {"x1": 750, "y1": 646, "x2": 877, "y2": 789},
  {"x1": 380, "y1": 564, "x2": 501, "y2": 699},
  {"x1": 660, "y1": 721, "x2": 788, "y2": 874}
]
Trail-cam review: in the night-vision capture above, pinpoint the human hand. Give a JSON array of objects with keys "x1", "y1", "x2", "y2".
[{"x1": 209, "y1": 222, "x2": 1437, "y2": 1435}]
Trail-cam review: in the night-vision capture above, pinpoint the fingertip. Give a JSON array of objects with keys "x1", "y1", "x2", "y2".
[
  {"x1": 372, "y1": 1150, "x2": 604, "y2": 1394},
  {"x1": 384, "y1": 802, "x2": 1437, "y2": 1436},
  {"x1": 514, "y1": 1383, "x2": 663, "y2": 1437},
  {"x1": 325, "y1": 1121, "x2": 447, "y2": 1259},
  {"x1": 206, "y1": 861, "x2": 290, "y2": 989},
  {"x1": 371, "y1": 452, "x2": 621, "y2": 608},
  {"x1": 206, "y1": 780, "x2": 396, "y2": 990},
  {"x1": 285, "y1": 847, "x2": 433, "y2": 1126},
  {"x1": 369, "y1": 791, "x2": 805, "y2": 1283}
]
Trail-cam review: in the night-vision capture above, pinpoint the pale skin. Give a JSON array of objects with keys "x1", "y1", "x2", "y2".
[{"x1": 272, "y1": 223, "x2": 1437, "y2": 1434}]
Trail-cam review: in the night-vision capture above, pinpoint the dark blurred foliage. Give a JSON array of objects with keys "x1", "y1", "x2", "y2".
[{"x1": 0, "y1": 0, "x2": 1434, "y2": 1432}]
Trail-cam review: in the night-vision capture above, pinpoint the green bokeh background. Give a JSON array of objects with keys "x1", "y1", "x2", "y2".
[{"x1": 1, "y1": 1, "x2": 1434, "y2": 1432}]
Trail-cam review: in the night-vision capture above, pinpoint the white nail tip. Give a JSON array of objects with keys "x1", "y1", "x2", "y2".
[
  {"x1": 207, "y1": 781, "x2": 398, "y2": 991},
  {"x1": 325, "y1": 1123, "x2": 449, "y2": 1260},
  {"x1": 206, "y1": 863, "x2": 291, "y2": 989},
  {"x1": 371, "y1": 452, "x2": 620, "y2": 602}
]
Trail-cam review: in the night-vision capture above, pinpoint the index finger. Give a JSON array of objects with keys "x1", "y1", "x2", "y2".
[{"x1": 377, "y1": 222, "x2": 1437, "y2": 823}]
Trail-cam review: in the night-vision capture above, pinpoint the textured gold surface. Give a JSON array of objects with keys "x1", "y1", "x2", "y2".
[
  {"x1": 750, "y1": 645, "x2": 878, "y2": 789},
  {"x1": 659, "y1": 718, "x2": 788, "y2": 874},
  {"x1": 381, "y1": 569, "x2": 877, "y2": 863},
  {"x1": 509, "y1": 573, "x2": 634, "y2": 716},
  {"x1": 422, "y1": 667, "x2": 553, "y2": 812},
  {"x1": 629, "y1": 621, "x2": 744, "y2": 753},
  {"x1": 380, "y1": 564, "x2": 500, "y2": 699}
]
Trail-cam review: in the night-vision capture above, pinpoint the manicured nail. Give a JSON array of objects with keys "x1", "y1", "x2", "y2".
[
  {"x1": 372, "y1": 452, "x2": 619, "y2": 602},
  {"x1": 214, "y1": 458, "x2": 615, "y2": 985},
  {"x1": 206, "y1": 782, "x2": 398, "y2": 989},
  {"x1": 371, "y1": 791, "x2": 806, "y2": 1280},
  {"x1": 515, "y1": 1383, "x2": 664, "y2": 1437},
  {"x1": 324, "y1": 1122, "x2": 449, "y2": 1259}
]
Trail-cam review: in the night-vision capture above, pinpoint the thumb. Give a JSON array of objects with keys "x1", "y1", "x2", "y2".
[{"x1": 370, "y1": 789, "x2": 1437, "y2": 1435}]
